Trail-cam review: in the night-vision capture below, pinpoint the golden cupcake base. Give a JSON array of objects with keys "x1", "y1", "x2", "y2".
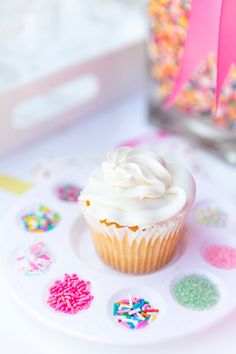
[{"x1": 88, "y1": 222, "x2": 185, "y2": 274}]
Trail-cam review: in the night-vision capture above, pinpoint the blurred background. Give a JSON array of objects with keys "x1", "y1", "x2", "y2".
[
  {"x1": 1, "y1": 0, "x2": 236, "y2": 164},
  {"x1": 0, "y1": 0, "x2": 146, "y2": 156}
]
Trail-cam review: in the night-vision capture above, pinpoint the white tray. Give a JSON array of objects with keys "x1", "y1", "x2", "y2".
[{"x1": 0, "y1": 168, "x2": 236, "y2": 345}]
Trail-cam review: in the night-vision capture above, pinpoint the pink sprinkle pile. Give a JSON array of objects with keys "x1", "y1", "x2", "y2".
[
  {"x1": 203, "y1": 244, "x2": 236, "y2": 269},
  {"x1": 47, "y1": 273, "x2": 93, "y2": 314},
  {"x1": 16, "y1": 241, "x2": 54, "y2": 276}
]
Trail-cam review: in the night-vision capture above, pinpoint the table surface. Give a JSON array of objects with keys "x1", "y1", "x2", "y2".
[{"x1": 0, "y1": 93, "x2": 236, "y2": 354}]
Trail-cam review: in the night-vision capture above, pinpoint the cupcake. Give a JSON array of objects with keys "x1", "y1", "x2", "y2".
[{"x1": 79, "y1": 147, "x2": 195, "y2": 274}]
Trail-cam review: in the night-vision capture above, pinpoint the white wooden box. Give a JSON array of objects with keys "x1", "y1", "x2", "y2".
[{"x1": 0, "y1": 42, "x2": 145, "y2": 157}]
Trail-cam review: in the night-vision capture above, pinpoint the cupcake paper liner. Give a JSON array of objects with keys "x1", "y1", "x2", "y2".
[{"x1": 80, "y1": 205, "x2": 188, "y2": 274}]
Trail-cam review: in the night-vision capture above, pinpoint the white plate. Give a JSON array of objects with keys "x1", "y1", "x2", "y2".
[{"x1": 0, "y1": 169, "x2": 236, "y2": 345}]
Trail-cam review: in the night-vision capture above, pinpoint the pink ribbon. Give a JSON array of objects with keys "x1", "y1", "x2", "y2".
[
  {"x1": 216, "y1": 0, "x2": 236, "y2": 107},
  {"x1": 165, "y1": 0, "x2": 236, "y2": 110}
]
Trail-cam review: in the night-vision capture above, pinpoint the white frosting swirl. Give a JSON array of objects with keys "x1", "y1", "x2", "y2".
[{"x1": 79, "y1": 147, "x2": 195, "y2": 225}]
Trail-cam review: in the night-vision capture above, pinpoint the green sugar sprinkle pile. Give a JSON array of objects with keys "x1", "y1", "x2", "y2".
[{"x1": 172, "y1": 274, "x2": 220, "y2": 311}]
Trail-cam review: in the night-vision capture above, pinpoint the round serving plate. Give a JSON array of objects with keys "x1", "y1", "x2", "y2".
[{"x1": 0, "y1": 168, "x2": 236, "y2": 345}]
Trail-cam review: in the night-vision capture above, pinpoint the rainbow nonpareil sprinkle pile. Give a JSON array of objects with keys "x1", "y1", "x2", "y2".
[
  {"x1": 47, "y1": 273, "x2": 93, "y2": 315},
  {"x1": 113, "y1": 295, "x2": 159, "y2": 330},
  {"x1": 16, "y1": 241, "x2": 54, "y2": 276},
  {"x1": 56, "y1": 184, "x2": 81, "y2": 202},
  {"x1": 21, "y1": 205, "x2": 61, "y2": 232}
]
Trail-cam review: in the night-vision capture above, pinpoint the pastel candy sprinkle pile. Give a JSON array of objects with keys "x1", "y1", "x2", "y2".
[
  {"x1": 203, "y1": 244, "x2": 236, "y2": 269},
  {"x1": 56, "y1": 184, "x2": 81, "y2": 202},
  {"x1": 16, "y1": 241, "x2": 54, "y2": 276},
  {"x1": 47, "y1": 273, "x2": 93, "y2": 315},
  {"x1": 173, "y1": 274, "x2": 220, "y2": 311},
  {"x1": 21, "y1": 205, "x2": 61, "y2": 232},
  {"x1": 113, "y1": 295, "x2": 159, "y2": 330},
  {"x1": 194, "y1": 202, "x2": 227, "y2": 228}
]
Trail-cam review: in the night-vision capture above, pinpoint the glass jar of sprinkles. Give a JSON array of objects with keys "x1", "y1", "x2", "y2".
[{"x1": 148, "y1": 0, "x2": 236, "y2": 164}]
